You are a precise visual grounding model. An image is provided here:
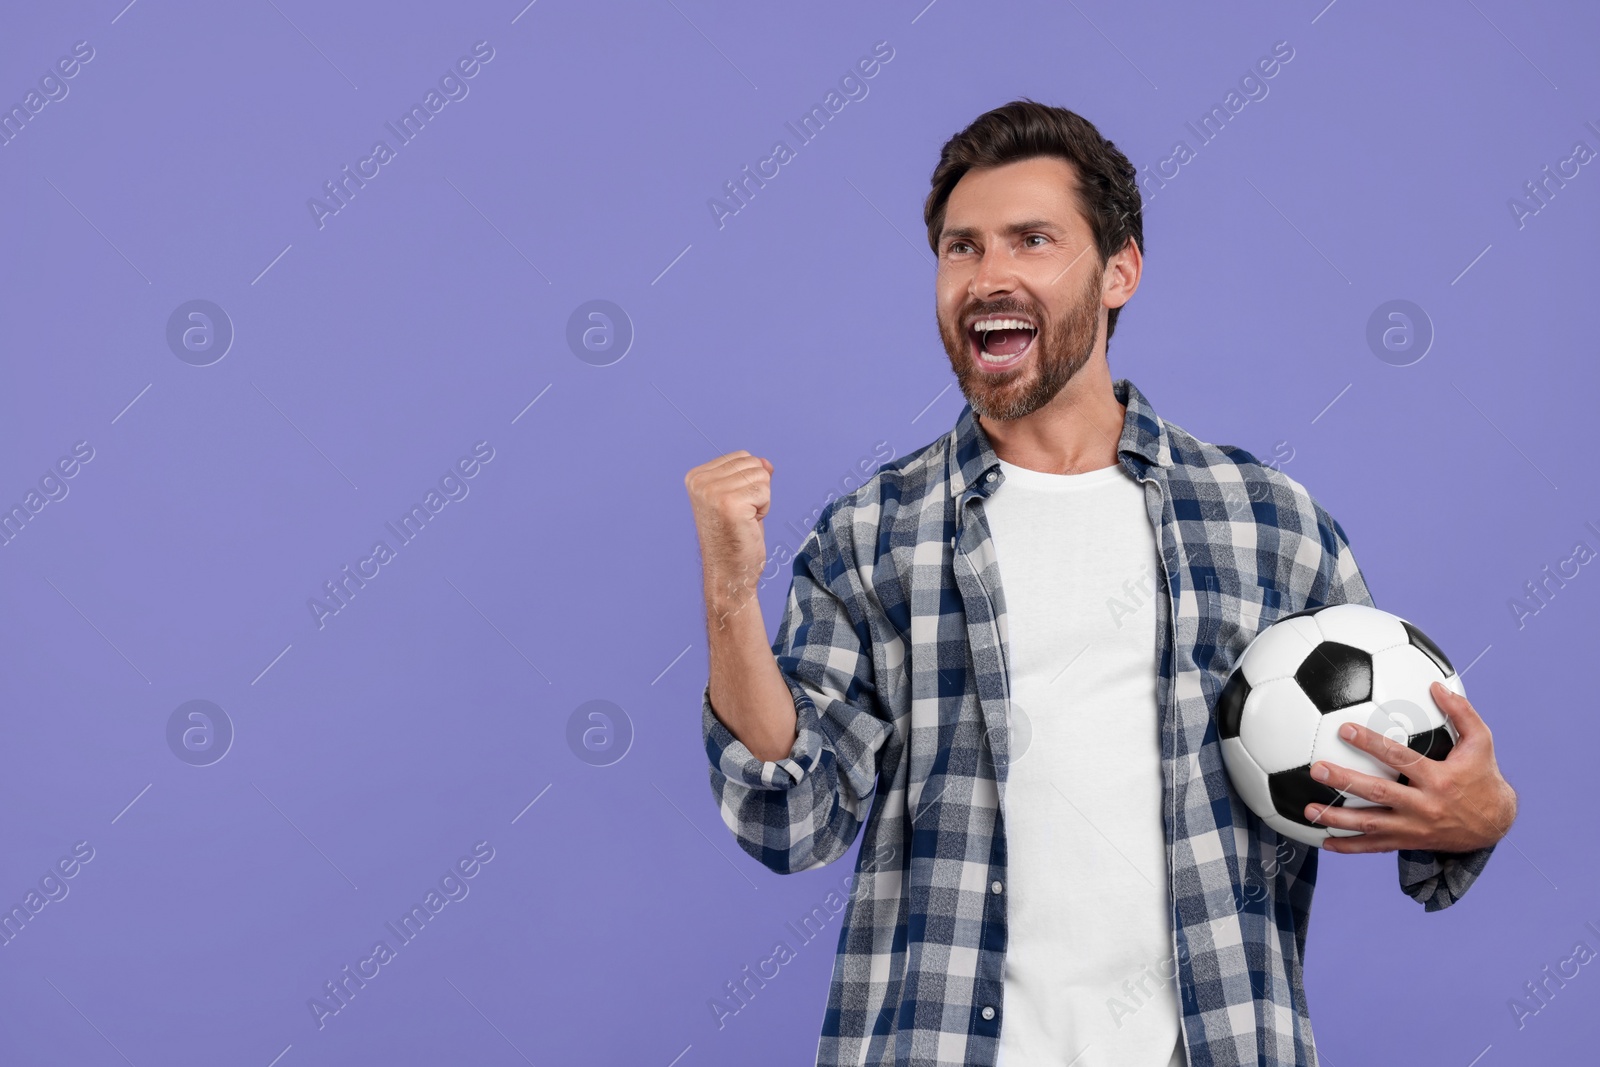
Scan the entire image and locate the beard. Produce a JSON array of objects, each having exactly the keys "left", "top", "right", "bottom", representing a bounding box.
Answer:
[{"left": 939, "top": 260, "right": 1104, "bottom": 423}]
